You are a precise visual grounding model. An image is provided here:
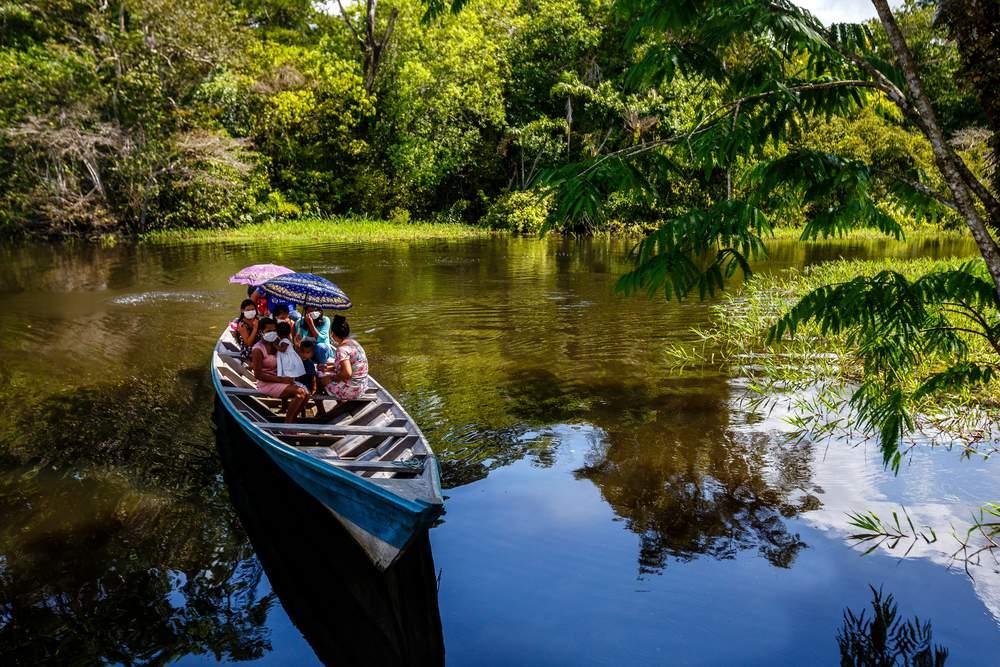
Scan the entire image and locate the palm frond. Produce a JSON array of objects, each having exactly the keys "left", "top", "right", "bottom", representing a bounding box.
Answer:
[{"left": 615, "top": 200, "right": 770, "bottom": 300}]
